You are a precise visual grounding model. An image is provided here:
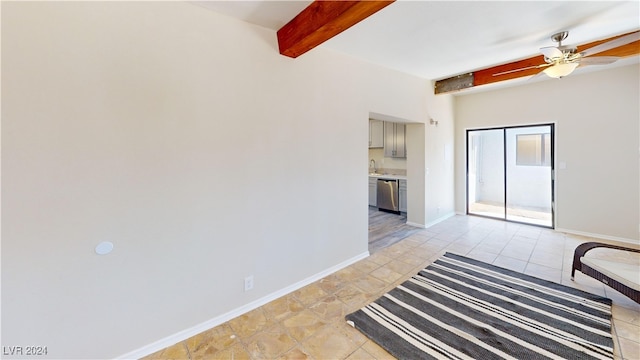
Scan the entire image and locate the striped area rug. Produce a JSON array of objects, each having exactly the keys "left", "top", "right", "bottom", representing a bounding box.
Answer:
[{"left": 346, "top": 252, "right": 613, "bottom": 360}]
